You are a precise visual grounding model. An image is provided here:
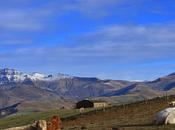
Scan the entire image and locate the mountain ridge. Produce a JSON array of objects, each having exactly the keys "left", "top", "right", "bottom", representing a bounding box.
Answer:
[
  {"left": 0, "top": 68, "right": 73, "bottom": 85},
  {"left": 1, "top": 68, "right": 175, "bottom": 111}
]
